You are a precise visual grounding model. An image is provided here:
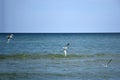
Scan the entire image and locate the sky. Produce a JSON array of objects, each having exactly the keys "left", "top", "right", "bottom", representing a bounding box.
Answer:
[{"left": 0, "top": 0, "right": 120, "bottom": 33}]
